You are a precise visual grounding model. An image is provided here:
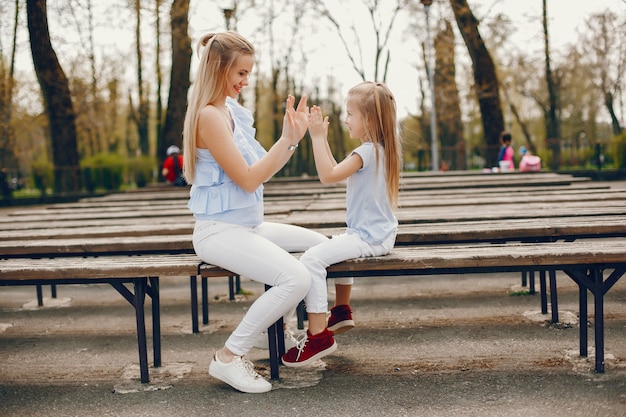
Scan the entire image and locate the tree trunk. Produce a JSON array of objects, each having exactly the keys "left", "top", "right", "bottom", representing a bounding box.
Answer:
[
  {"left": 155, "top": 0, "right": 163, "bottom": 163},
  {"left": 450, "top": 0, "right": 504, "bottom": 168},
  {"left": 160, "top": 0, "right": 191, "bottom": 175},
  {"left": 502, "top": 86, "right": 537, "bottom": 155},
  {"left": 604, "top": 91, "right": 623, "bottom": 135},
  {"left": 0, "top": 0, "right": 20, "bottom": 170},
  {"left": 134, "top": 0, "right": 150, "bottom": 156},
  {"left": 27, "top": 0, "right": 81, "bottom": 193},
  {"left": 434, "top": 20, "right": 465, "bottom": 170},
  {"left": 543, "top": 0, "right": 561, "bottom": 170}
]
